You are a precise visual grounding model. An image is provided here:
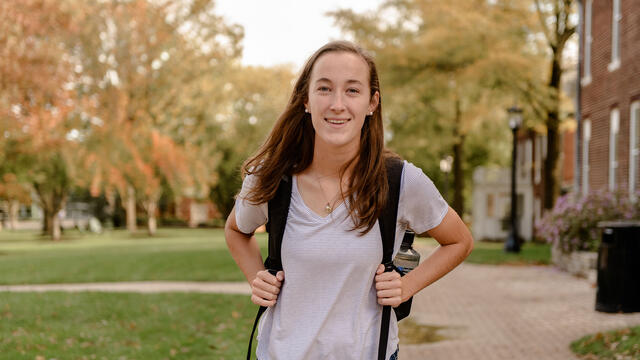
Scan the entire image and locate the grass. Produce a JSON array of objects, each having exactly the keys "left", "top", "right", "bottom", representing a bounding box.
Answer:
[
  {"left": 0, "top": 228, "right": 267, "bottom": 285},
  {"left": 571, "top": 325, "right": 640, "bottom": 359},
  {"left": 463, "top": 241, "right": 551, "bottom": 265},
  {"left": 416, "top": 237, "right": 551, "bottom": 265},
  {"left": 0, "top": 228, "right": 553, "bottom": 285},
  {"left": 0, "top": 291, "right": 256, "bottom": 359}
]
